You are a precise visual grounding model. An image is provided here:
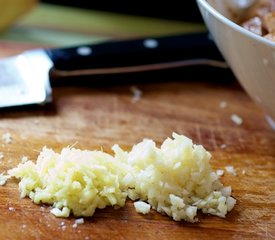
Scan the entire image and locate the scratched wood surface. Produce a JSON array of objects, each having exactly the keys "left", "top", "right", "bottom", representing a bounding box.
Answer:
[{"left": 0, "top": 4, "right": 275, "bottom": 240}]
